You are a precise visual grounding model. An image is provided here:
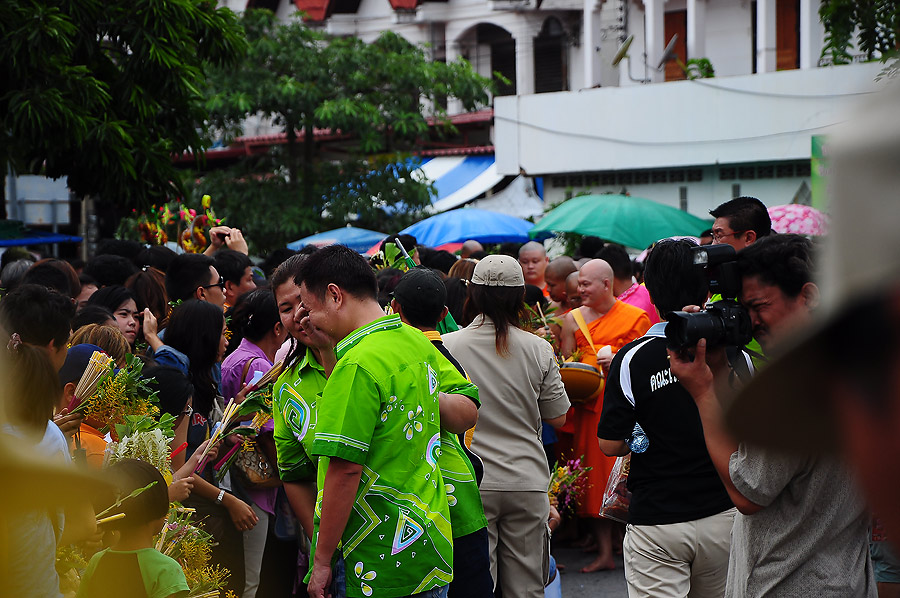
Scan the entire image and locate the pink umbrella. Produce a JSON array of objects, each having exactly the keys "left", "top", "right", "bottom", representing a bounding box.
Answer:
[{"left": 768, "top": 204, "right": 828, "bottom": 236}]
